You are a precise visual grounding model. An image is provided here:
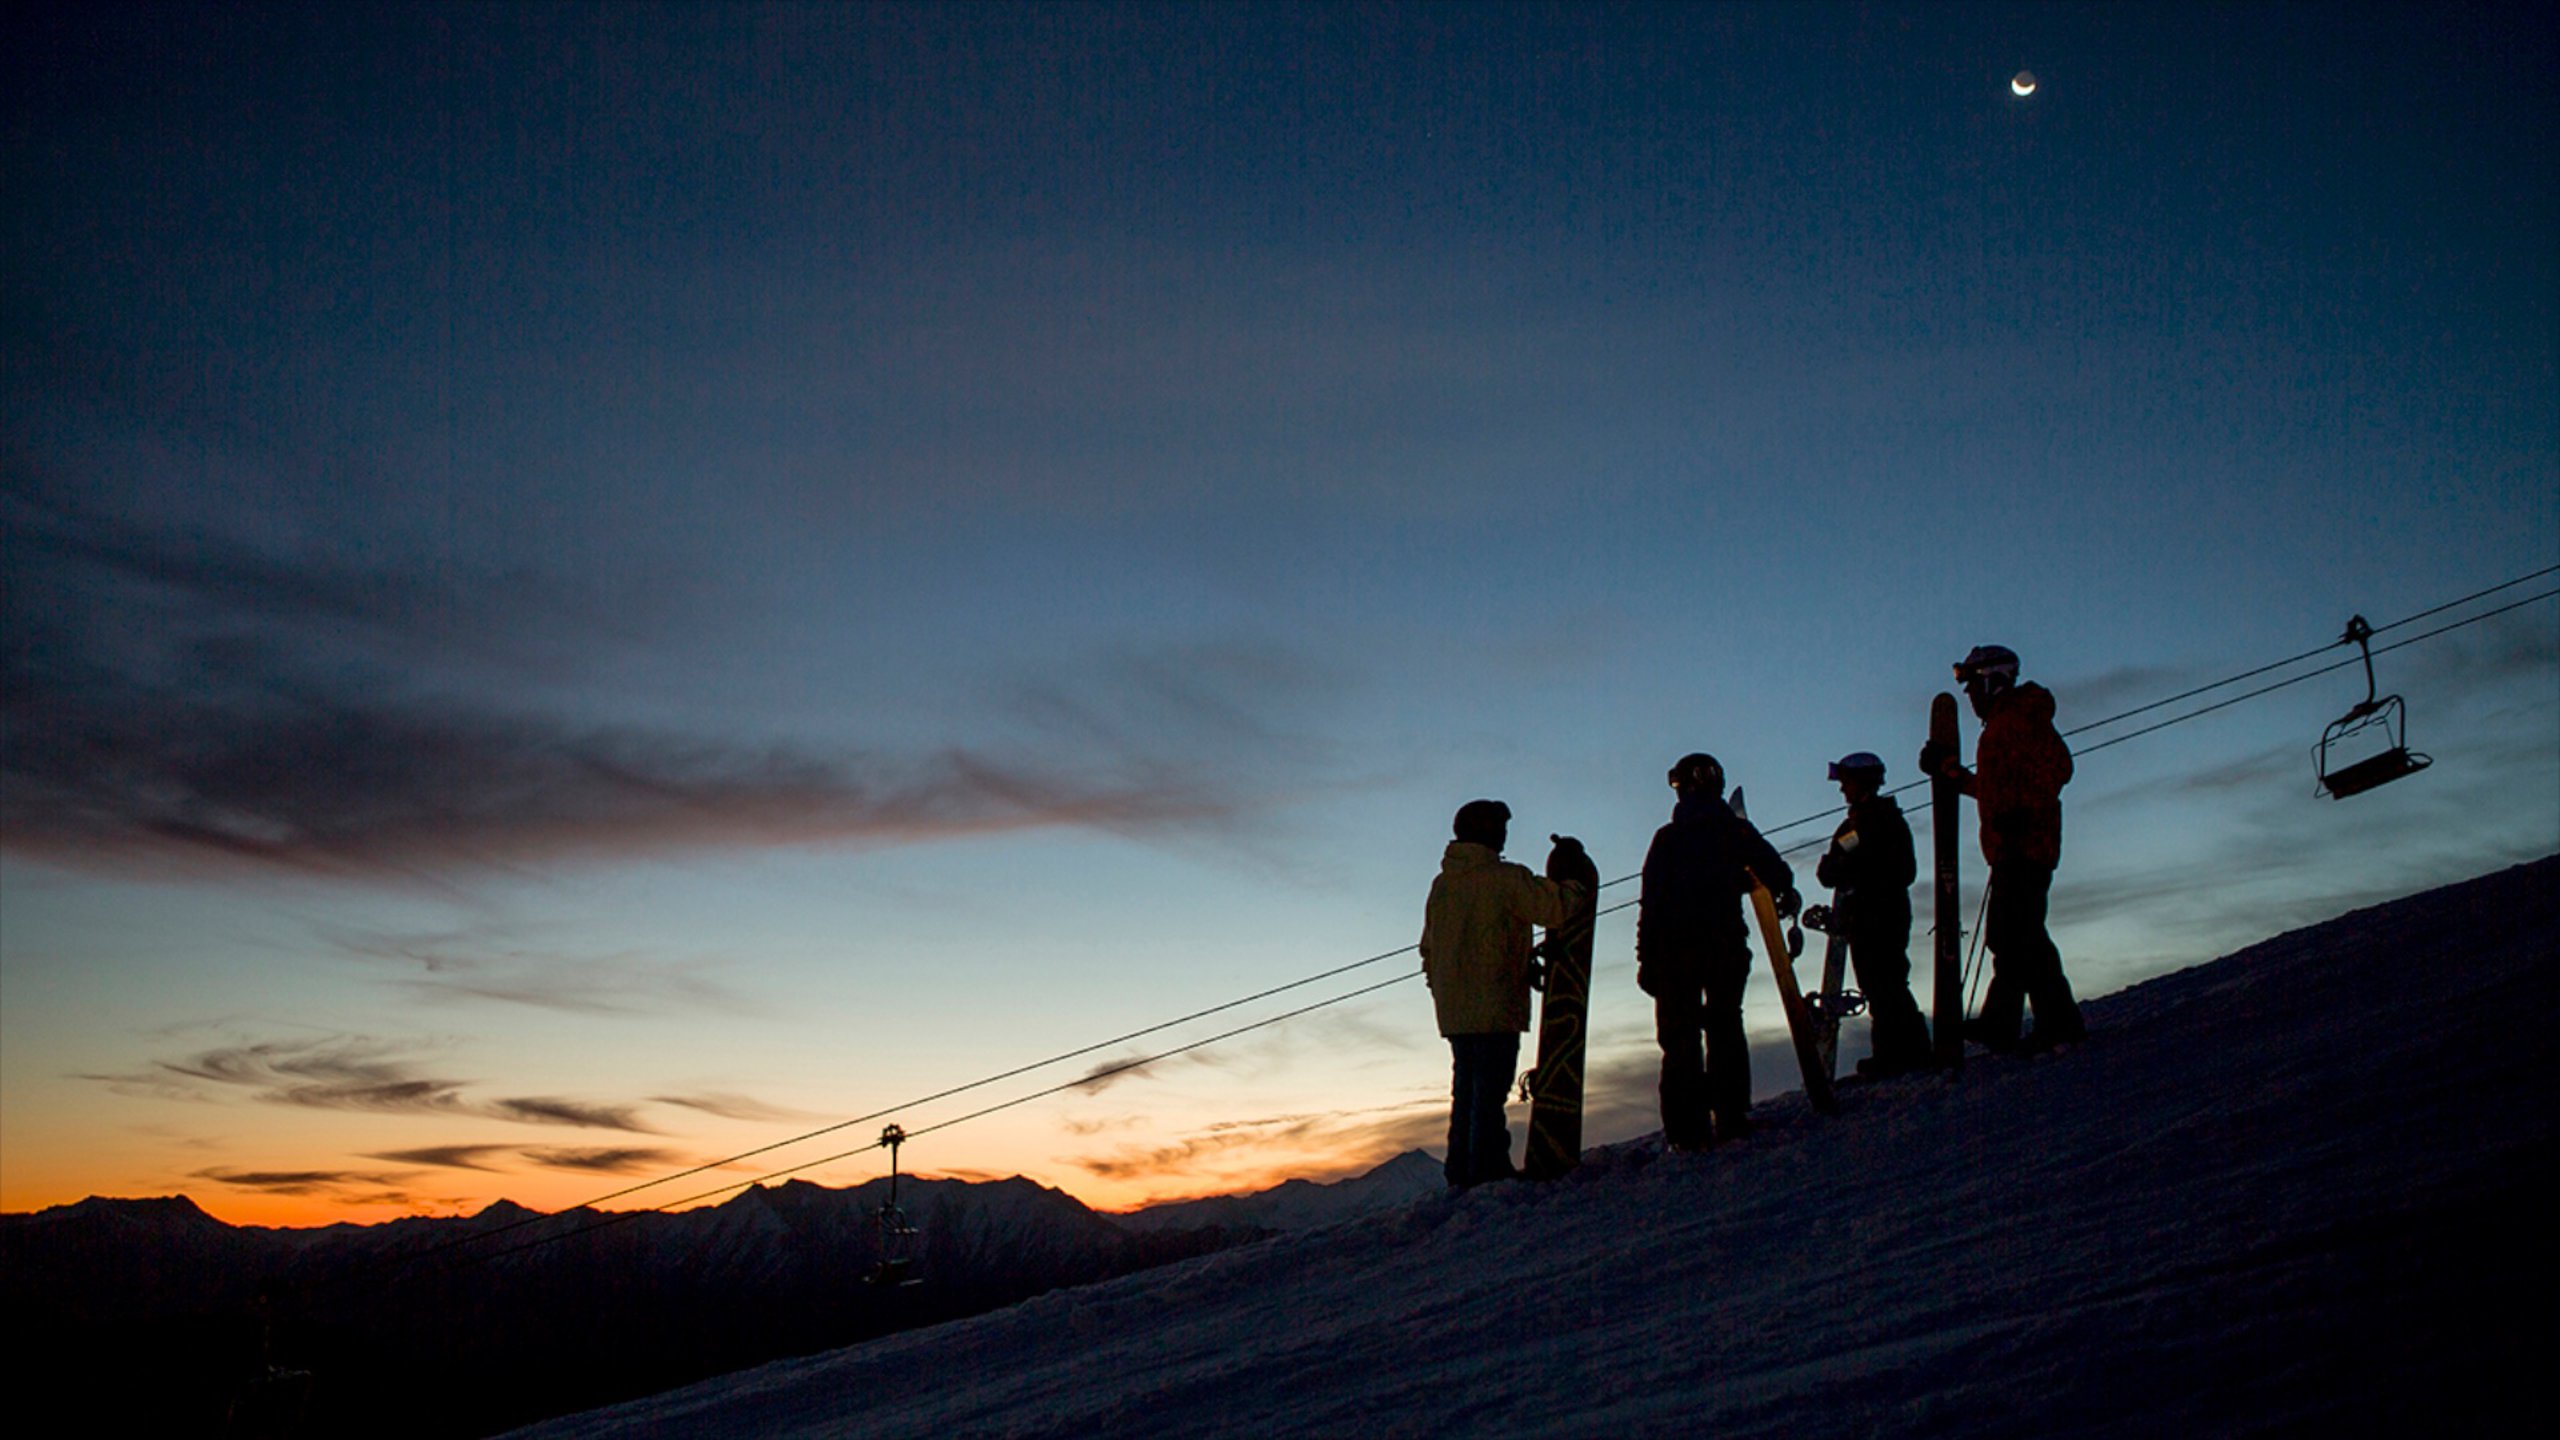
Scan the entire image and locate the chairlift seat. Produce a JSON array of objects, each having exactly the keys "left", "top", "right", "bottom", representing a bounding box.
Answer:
[
  {"left": 2320, "top": 745, "right": 2431, "bottom": 799},
  {"left": 2315, "top": 692, "right": 2430, "bottom": 798}
]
